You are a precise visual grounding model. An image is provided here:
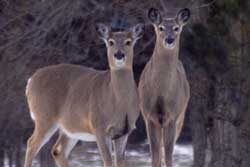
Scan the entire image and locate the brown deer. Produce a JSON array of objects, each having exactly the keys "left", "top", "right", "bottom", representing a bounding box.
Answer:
[
  {"left": 138, "top": 8, "right": 191, "bottom": 167},
  {"left": 24, "top": 23, "right": 144, "bottom": 167}
]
